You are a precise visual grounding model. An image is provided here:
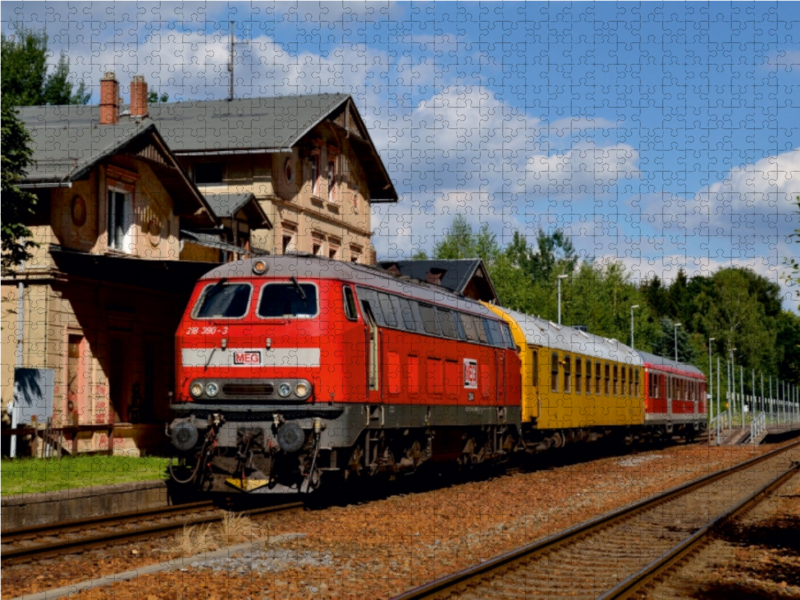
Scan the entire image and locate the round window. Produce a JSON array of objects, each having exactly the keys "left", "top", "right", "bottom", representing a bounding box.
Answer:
[
  {"left": 71, "top": 195, "right": 87, "bottom": 227},
  {"left": 284, "top": 158, "right": 293, "bottom": 183}
]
